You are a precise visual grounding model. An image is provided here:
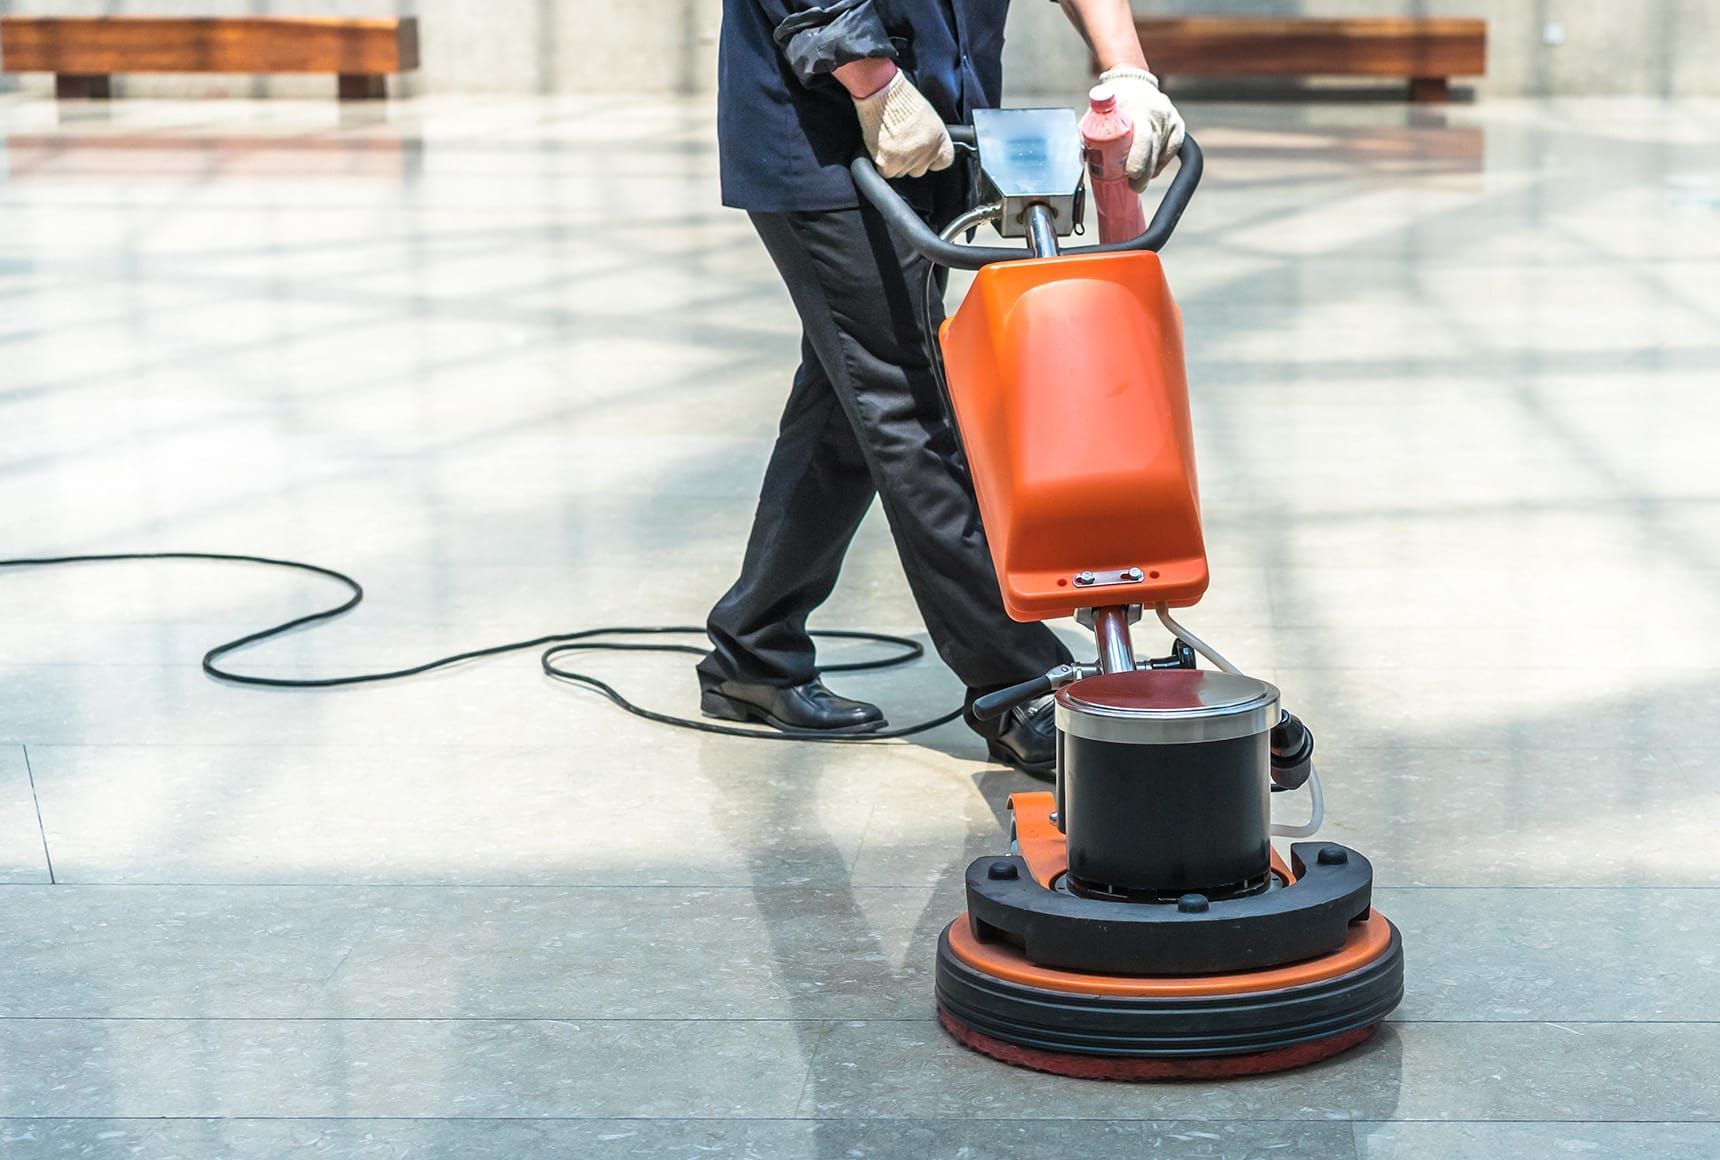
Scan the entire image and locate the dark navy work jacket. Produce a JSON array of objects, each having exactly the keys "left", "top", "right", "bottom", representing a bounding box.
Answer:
[{"left": 718, "top": 0, "right": 1018, "bottom": 213}]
